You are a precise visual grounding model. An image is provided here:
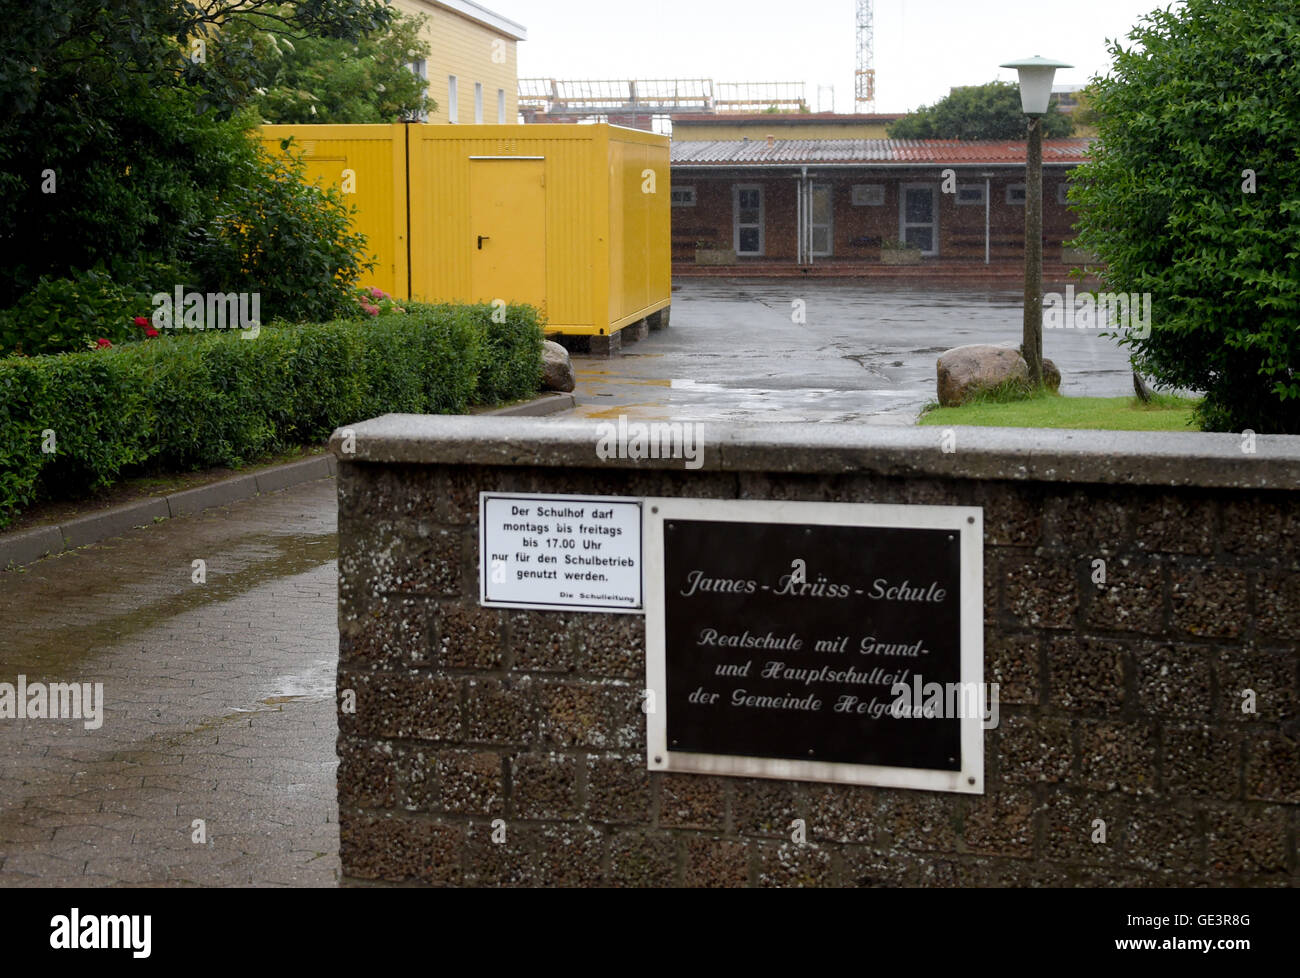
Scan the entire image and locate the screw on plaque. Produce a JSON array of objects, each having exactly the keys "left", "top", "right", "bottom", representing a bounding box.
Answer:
[
  {"left": 967, "top": 516, "right": 975, "bottom": 524},
  {"left": 654, "top": 756, "right": 662, "bottom": 764},
  {"left": 808, "top": 749, "right": 815, "bottom": 756},
  {"left": 652, "top": 507, "right": 659, "bottom": 514},
  {"left": 968, "top": 777, "right": 976, "bottom": 785}
]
